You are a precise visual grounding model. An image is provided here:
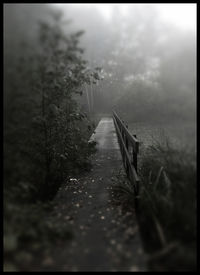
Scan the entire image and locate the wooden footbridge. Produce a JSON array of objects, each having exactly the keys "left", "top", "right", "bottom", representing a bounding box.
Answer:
[
  {"left": 90, "top": 111, "right": 140, "bottom": 195},
  {"left": 44, "top": 111, "right": 146, "bottom": 271}
]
